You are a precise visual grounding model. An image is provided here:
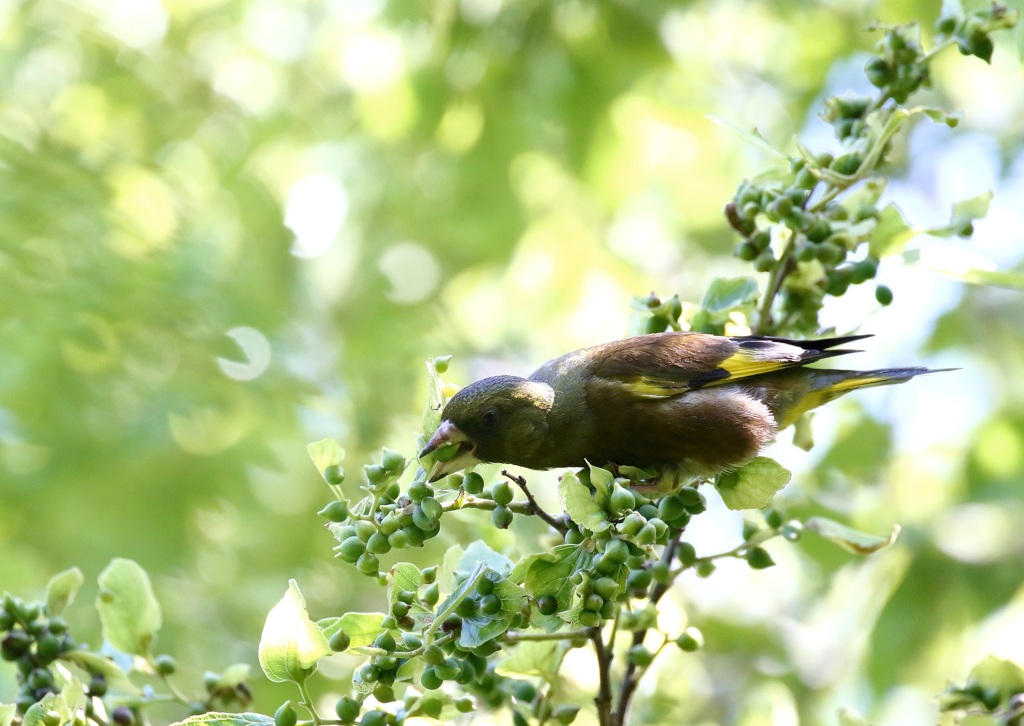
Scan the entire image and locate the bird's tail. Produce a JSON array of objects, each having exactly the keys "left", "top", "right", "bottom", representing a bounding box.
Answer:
[{"left": 775, "top": 367, "right": 953, "bottom": 428}]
